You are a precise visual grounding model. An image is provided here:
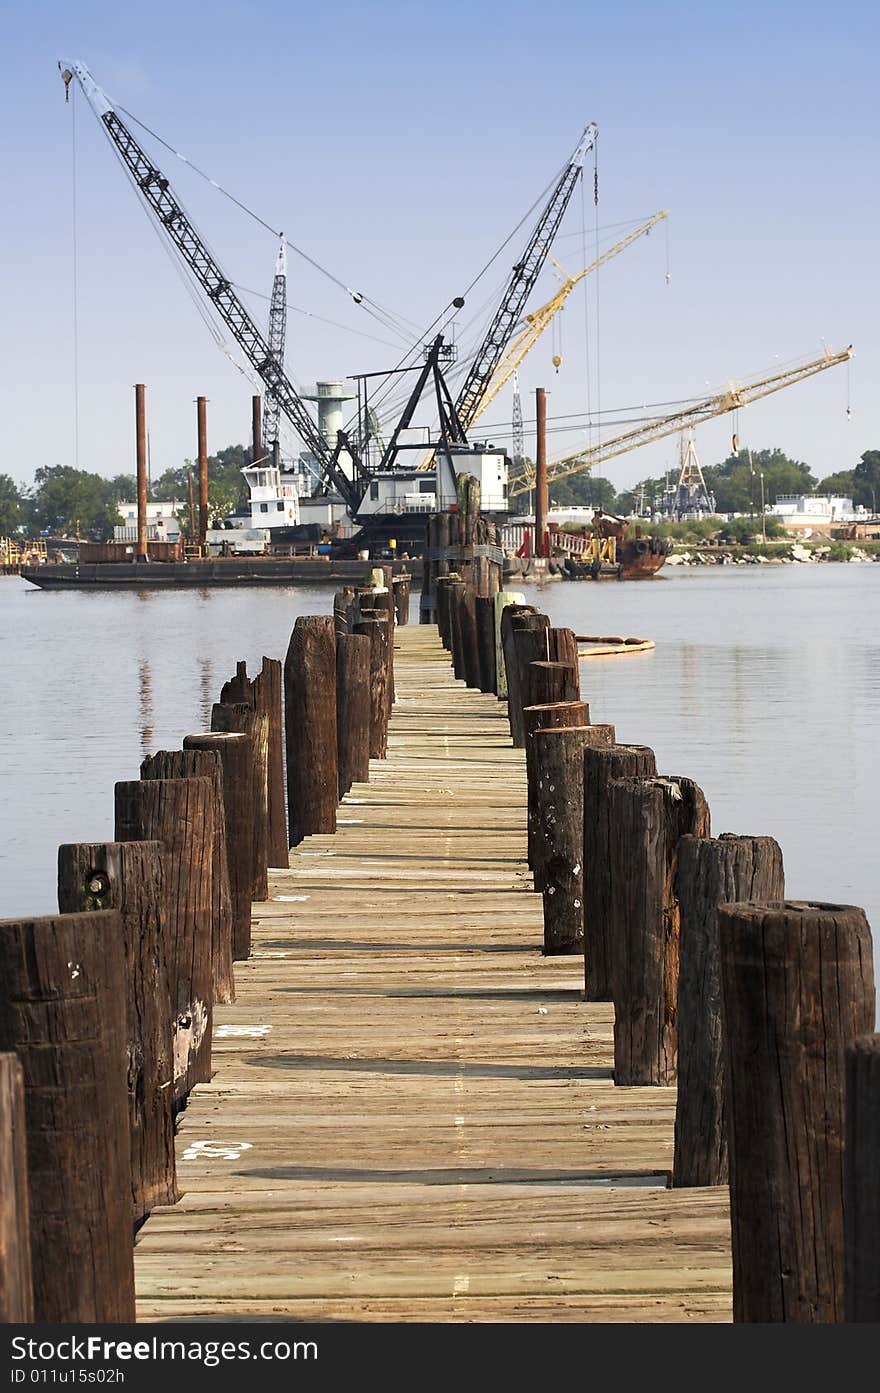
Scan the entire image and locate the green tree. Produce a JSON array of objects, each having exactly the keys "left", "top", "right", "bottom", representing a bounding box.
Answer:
[
  {"left": 151, "top": 466, "right": 190, "bottom": 502},
  {"left": 108, "top": 473, "right": 137, "bottom": 503},
  {"left": 547, "top": 473, "right": 617, "bottom": 511},
  {"left": 704, "top": 448, "right": 816, "bottom": 513},
  {"left": 853, "top": 450, "right": 880, "bottom": 512},
  {"left": 0, "top": 474, "right": 24, "bottom": 534},
  {"left": 29, "top": 466, "right": 123, "bottom": 540},
  {"left": 817, "top": 469, "right": 855, "bottom": 496}
]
